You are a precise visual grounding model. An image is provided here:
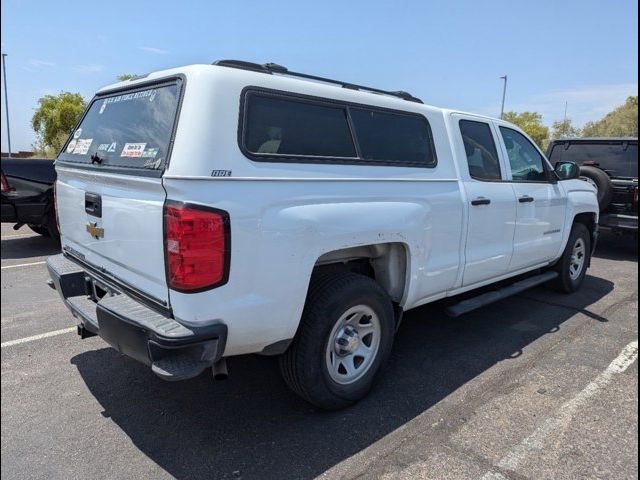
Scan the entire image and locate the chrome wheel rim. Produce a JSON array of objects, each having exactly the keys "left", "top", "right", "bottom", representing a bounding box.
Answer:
[
  {"left": 569, "top": 238, "right": 586, "bottom": 280},
  {"left": 325, "top": 305, "right": 381, "bottom": 385}
]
